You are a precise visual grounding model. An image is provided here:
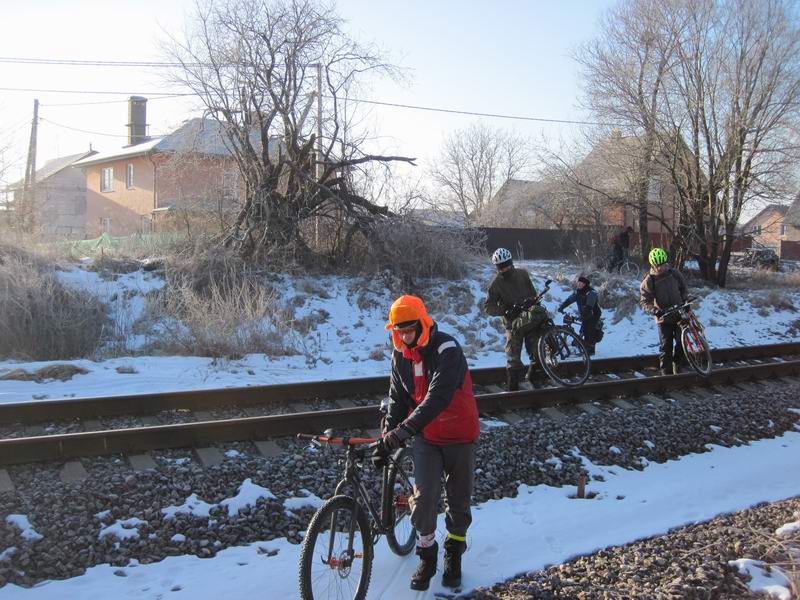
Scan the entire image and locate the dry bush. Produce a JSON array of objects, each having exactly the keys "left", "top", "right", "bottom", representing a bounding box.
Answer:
[
  {"left": 592, "top": 276, "right": 640, "bottom": 324},
  {"left": 363, "top": 219, "right": 486, "bottom": 282},
  {"left": 147, "top": 277, "right": 296, "bottom": 359},
  {"left": 0, "top": 253, "right": 108, "bottom": 360}
]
